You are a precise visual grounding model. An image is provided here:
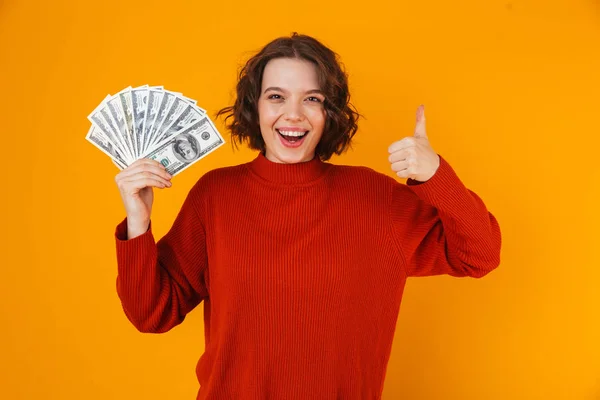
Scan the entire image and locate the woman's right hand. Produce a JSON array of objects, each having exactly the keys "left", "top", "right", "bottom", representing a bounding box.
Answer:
[{"left": 115, "top": 159, "right": 173, "bottom": 239}]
